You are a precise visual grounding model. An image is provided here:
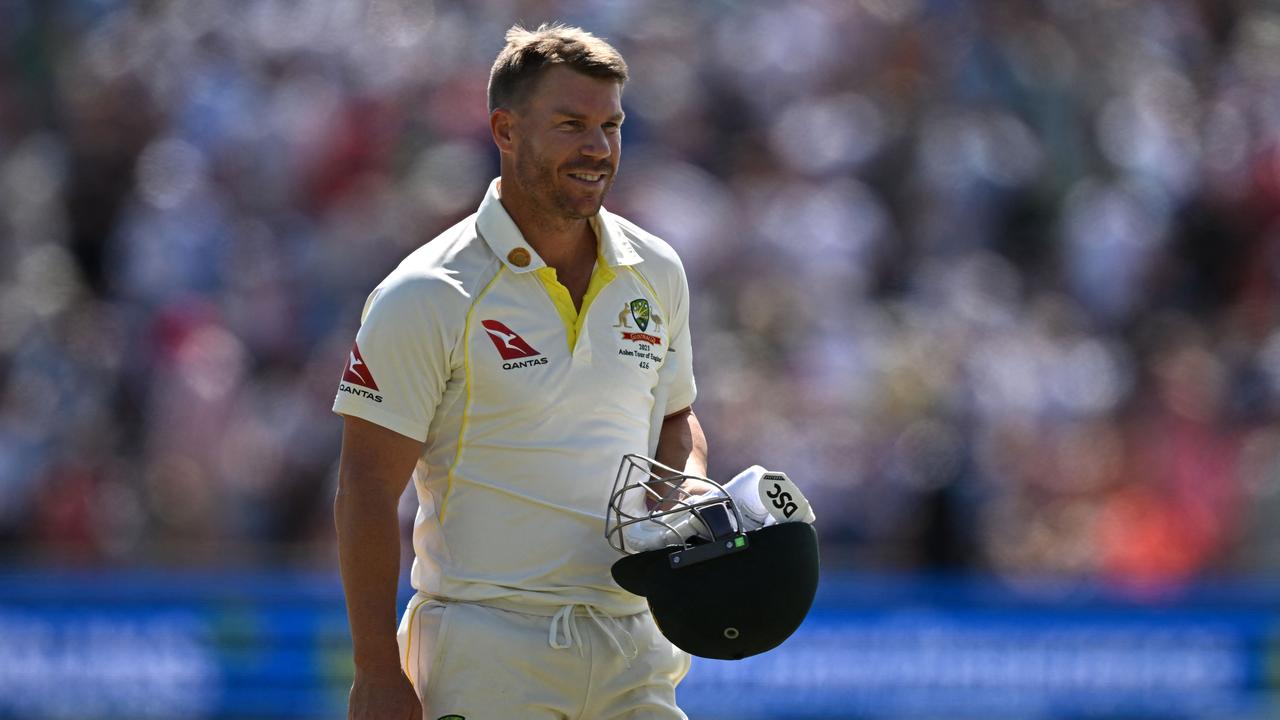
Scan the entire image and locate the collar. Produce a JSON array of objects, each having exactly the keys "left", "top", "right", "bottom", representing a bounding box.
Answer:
[{"left": 475, "top": 178, "right": 643, "bottom": 273}]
